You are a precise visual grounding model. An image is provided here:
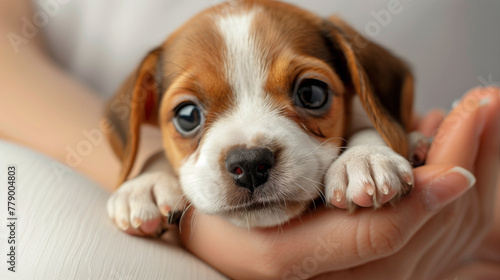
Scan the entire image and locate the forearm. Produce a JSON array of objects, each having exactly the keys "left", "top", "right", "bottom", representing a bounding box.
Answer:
[
  {"left": 0, "top": 2, "right": 161, "bottom": 190},
  {"left": 0, "top": 40, "right": 118, "bottom": 189}
]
